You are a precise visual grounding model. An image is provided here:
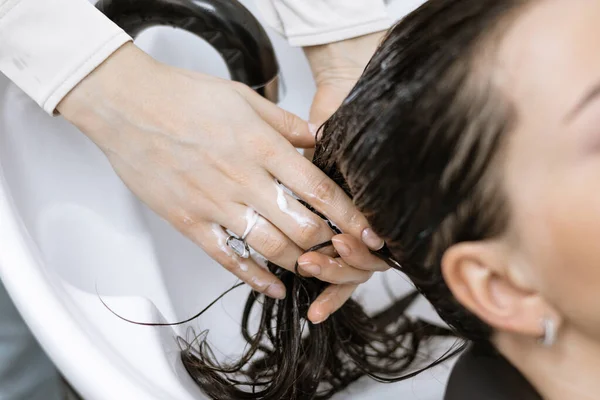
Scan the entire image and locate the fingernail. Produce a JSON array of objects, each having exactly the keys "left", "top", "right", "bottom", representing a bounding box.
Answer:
[
  {"left": 301, "top": 263, "right": 321, "bottom": 276},
  {"left": 311, "top": 310, "right": 329, "bottom": 324},
  {"left": 332, "top": 238, "right": 351, "bottom": 257},
  {"left": 298, "top": 259, "right": 313, "bottom": 267},
  {"left": 267, "top": 284, "right": 286, "bottom": 299},
  {"left": 362, "top": 228, "right": 384, "bottom": 250}
]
